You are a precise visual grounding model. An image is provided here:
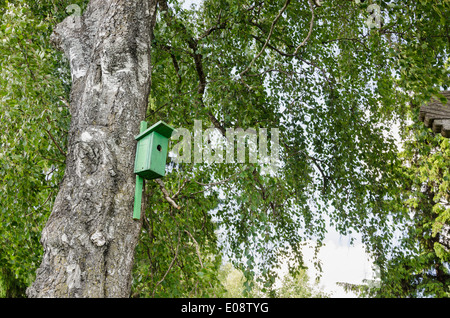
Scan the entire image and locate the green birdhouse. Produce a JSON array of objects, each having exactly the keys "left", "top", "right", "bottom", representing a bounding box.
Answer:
[
  {"left": 133, "top": 121, "right": 174, "bottom": 220},
  {"left": 134, "top": 120, "right": 174, "bottom": 180}
]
